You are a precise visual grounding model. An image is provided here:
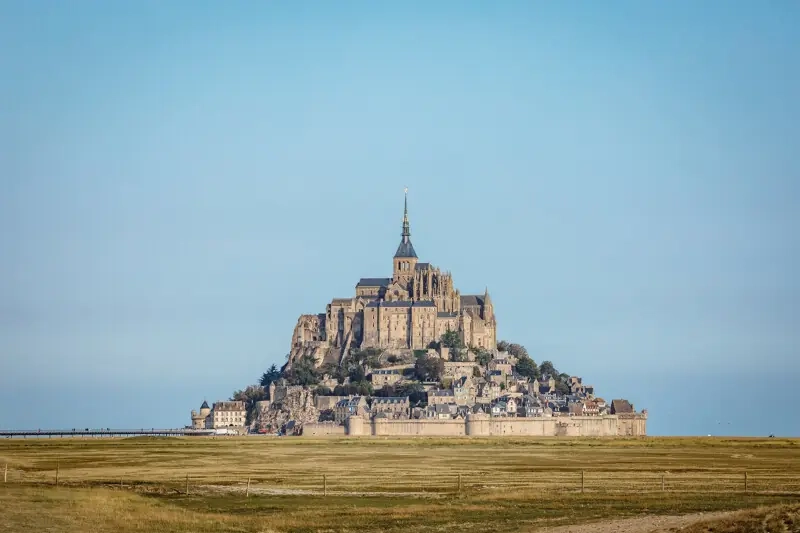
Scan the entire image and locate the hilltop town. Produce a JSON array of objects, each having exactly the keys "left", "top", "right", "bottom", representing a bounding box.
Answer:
[{"left": 190, "top": 191, "right": 646, "bottom": 437}]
